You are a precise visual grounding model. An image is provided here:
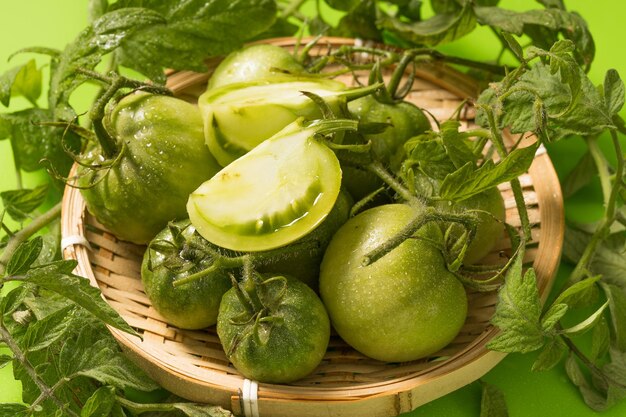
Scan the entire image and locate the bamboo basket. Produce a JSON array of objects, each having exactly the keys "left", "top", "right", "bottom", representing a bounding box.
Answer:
[{"left": 61, "top": 37, "right": 564, "bottom": 417}]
